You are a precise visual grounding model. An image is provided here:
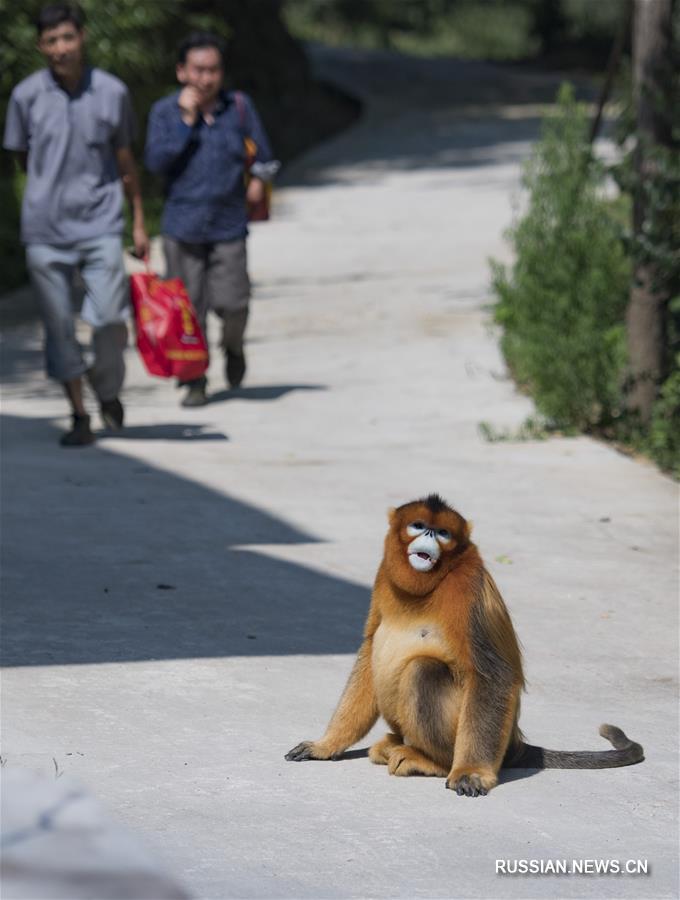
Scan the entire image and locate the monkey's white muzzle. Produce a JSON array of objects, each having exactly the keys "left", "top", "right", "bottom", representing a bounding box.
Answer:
[{"left": 407, "top": 533, "right": 441, "bottom": 572}]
